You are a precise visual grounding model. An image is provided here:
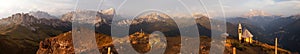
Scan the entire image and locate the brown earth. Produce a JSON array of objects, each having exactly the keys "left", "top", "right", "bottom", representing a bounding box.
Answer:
[{"left": 37, "top": 31, "right": 291, "bottom": 54}]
